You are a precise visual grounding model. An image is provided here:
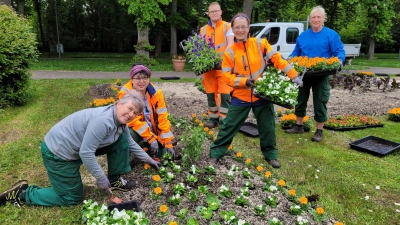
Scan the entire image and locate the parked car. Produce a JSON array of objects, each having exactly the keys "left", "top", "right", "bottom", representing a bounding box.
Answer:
[{"left": 249, "top": 22, "right": 361, "bottom": 65}]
